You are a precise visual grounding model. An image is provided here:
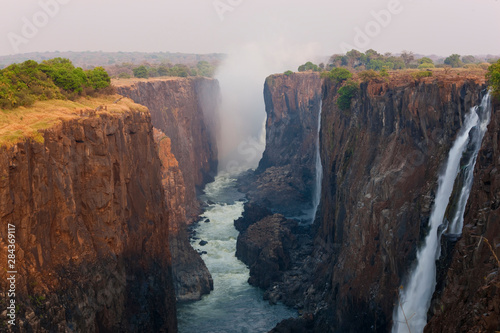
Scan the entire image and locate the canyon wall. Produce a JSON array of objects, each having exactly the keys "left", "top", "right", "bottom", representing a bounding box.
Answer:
[
  {"left": 425, "top": 98, "right": 500, "bottom": 332},
  {"left": 309, "top": 76, "right": 486, "bottom": 331},
  {"left": 241, "top": 72, "right": 322, "bottom": 217},
  {"left": 116, "top": 78, "right": 220, "bottom": 222},
  {"left": 245, "top": 73, "right": 492, "bottom": 332},
  {"left": 0, "top": 106, "right": 177, "bottom": 331},
  {"left": 154, "top": 129, "right": 213, "bottom": 302},
  {"left": 116, "top": 78, "right": 219, "bottom": 302}
]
